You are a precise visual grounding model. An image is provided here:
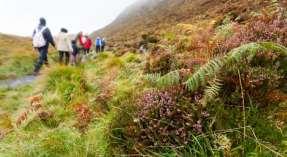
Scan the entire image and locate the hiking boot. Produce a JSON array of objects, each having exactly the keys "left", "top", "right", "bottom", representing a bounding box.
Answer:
[
  {"left": 32, "top": 71, "right": 39, "bottom": 76},
  {"left": 45, "top": 63, "right": 50, "bottom": 68}
]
